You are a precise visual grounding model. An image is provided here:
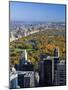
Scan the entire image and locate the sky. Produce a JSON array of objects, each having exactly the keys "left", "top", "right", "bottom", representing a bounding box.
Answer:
[{"left": 9, "top": 1, "right": 66, "bottom": 22}]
